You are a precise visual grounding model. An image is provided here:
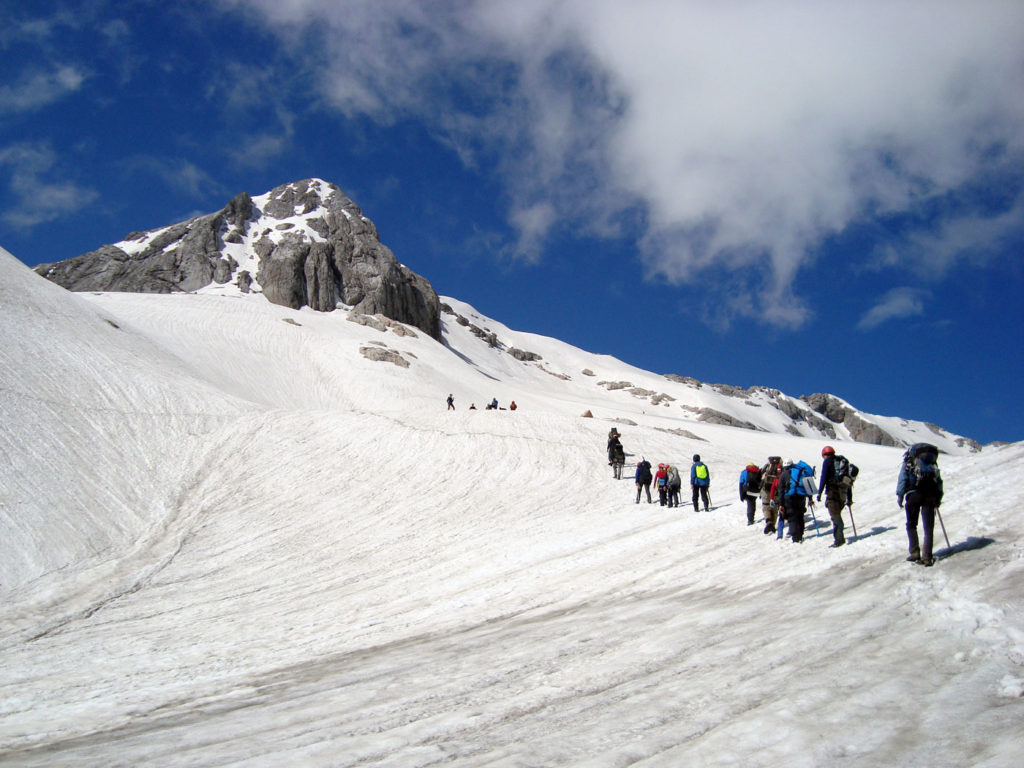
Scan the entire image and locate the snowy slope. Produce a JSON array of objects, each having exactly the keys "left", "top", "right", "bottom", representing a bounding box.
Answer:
[{"left": 1, "top": 246, "right": 1022, "bottom": 767}]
